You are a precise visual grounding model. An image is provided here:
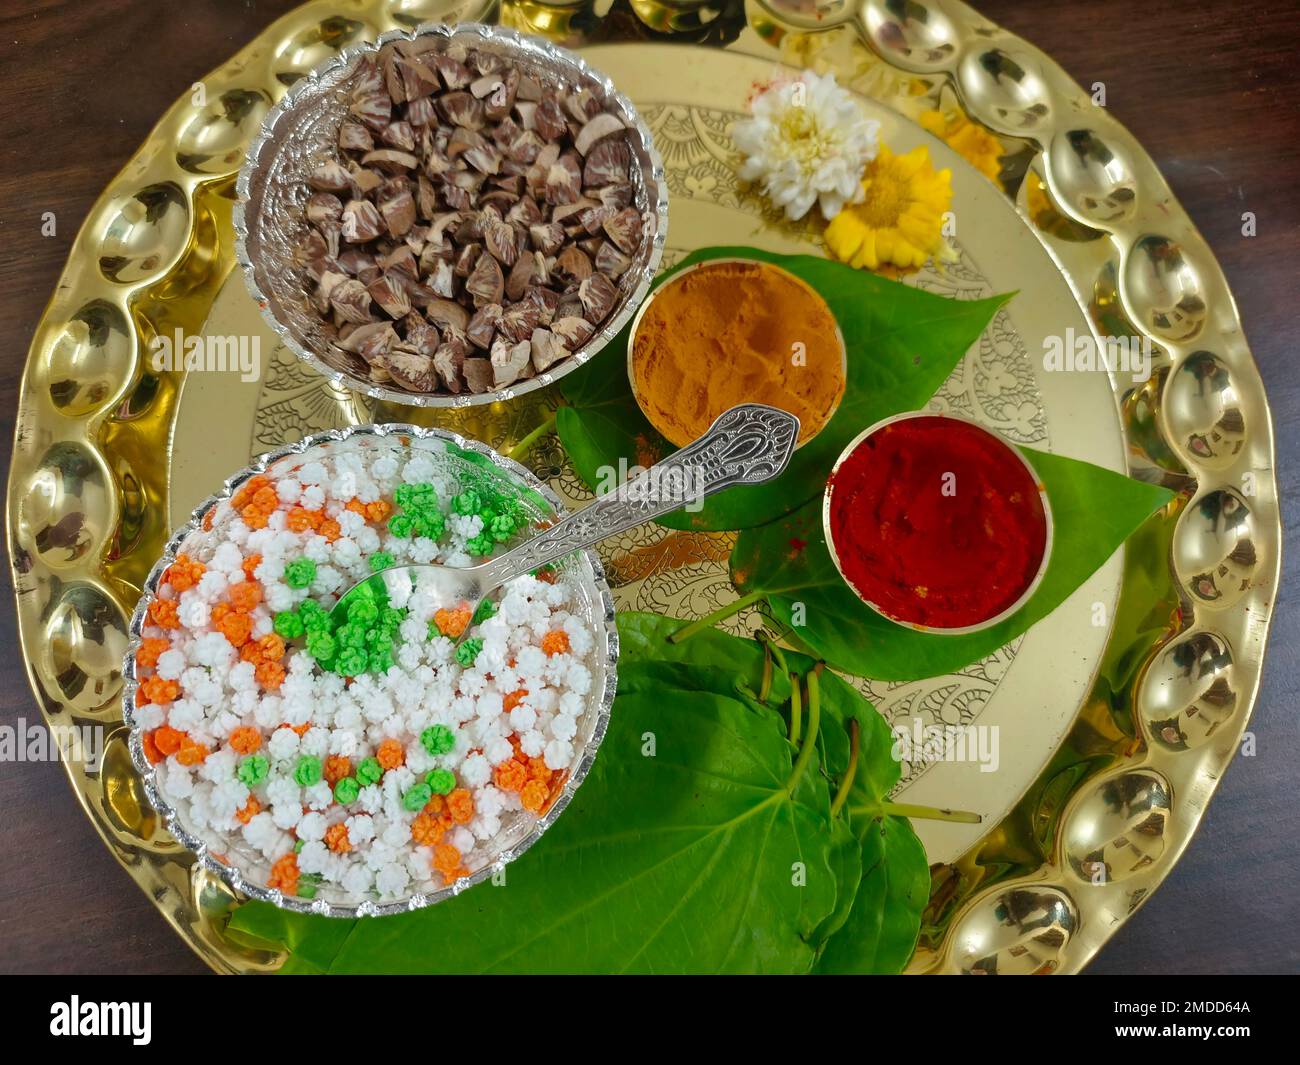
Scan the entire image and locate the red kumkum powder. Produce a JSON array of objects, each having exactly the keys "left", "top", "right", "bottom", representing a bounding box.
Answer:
[{"left": 827, "top": 416, "right": 1048, "bottom": 629}]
